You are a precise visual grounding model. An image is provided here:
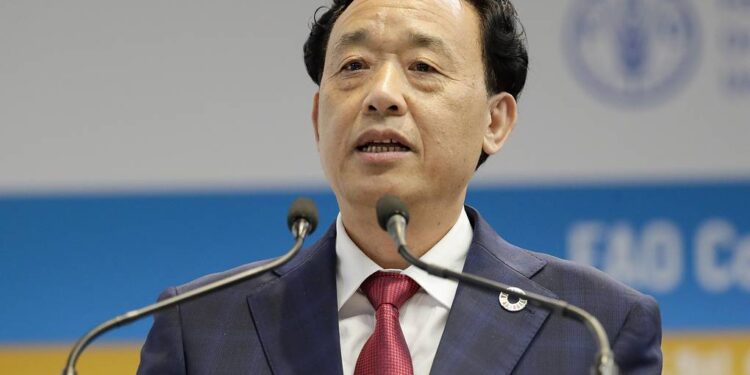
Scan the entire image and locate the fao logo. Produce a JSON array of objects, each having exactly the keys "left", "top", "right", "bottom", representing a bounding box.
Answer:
[{"left": 565, "top": 0, "right": 701, "bottom": 108}]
